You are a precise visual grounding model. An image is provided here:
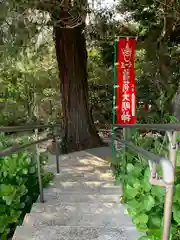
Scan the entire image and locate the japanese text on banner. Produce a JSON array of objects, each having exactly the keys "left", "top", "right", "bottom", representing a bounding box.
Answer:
[{"left": 116, "top": 38, "right": 136, "bottom": 124}]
